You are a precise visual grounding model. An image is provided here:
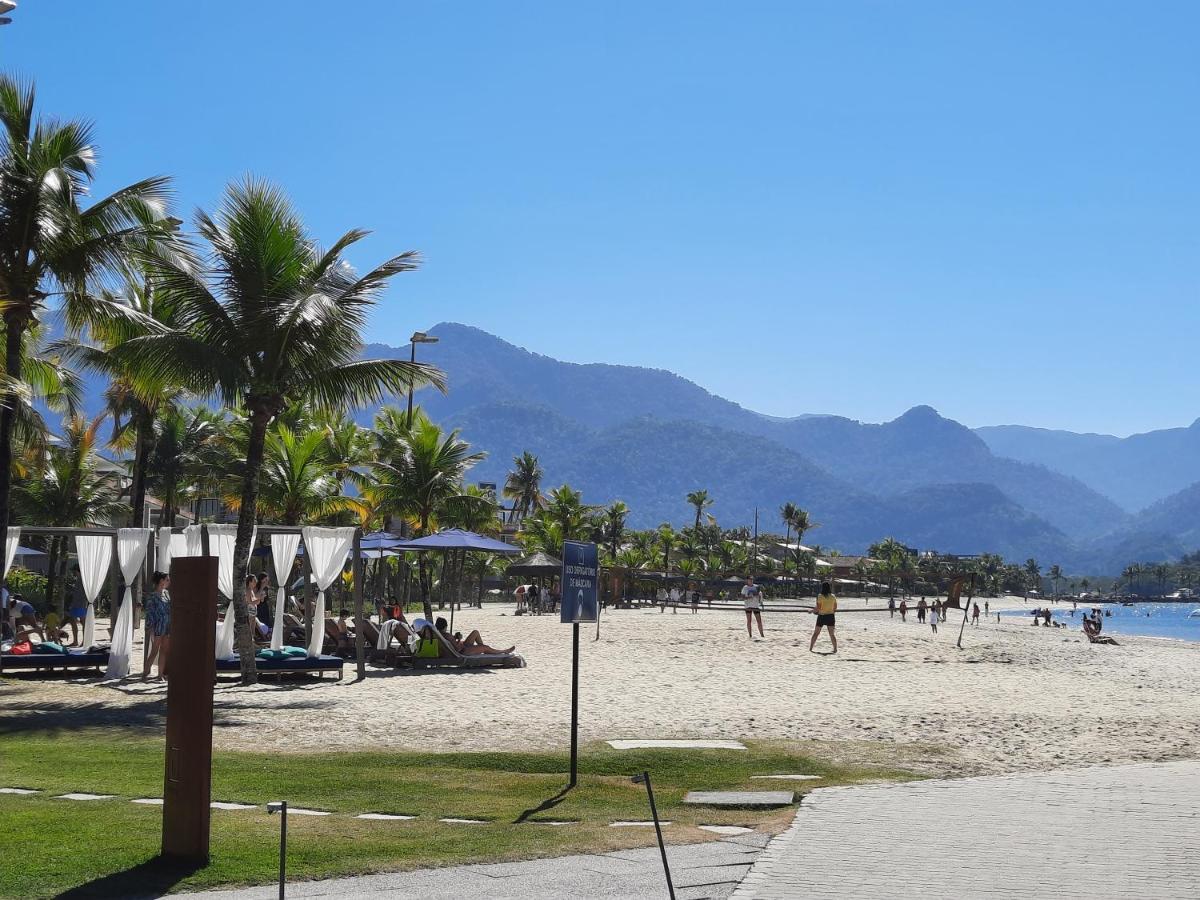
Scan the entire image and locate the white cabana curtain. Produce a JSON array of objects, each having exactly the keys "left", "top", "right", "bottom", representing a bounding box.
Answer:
[
  {"left": 207, "top": 524, "right": 250, "bottom": 600},
  {"left": 105, "top": 528, "right": 153, "bottom": 679},
  {"left": 3, "top": 526, "right": 20, "bottom": 580},
  {"left": 302, "top": 526, "right": 355, "bottom": 658},
  {"left": 269, "top": 533, "right": 301, "bottom": 650},
  {"left": 75, "top": 535, "right": 112, "bottom": 649}
]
